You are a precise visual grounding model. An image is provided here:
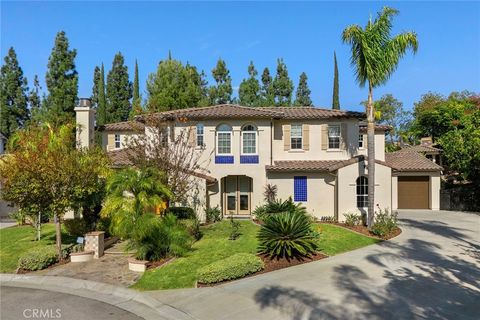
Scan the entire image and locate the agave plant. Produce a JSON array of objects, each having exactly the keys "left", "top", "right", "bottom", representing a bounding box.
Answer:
[
  {"left": 253, "top": 197, "right": 307, "bottom": 221},
  {"left": 257, "top": 211, "right": 318, "bottom": 259}
]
